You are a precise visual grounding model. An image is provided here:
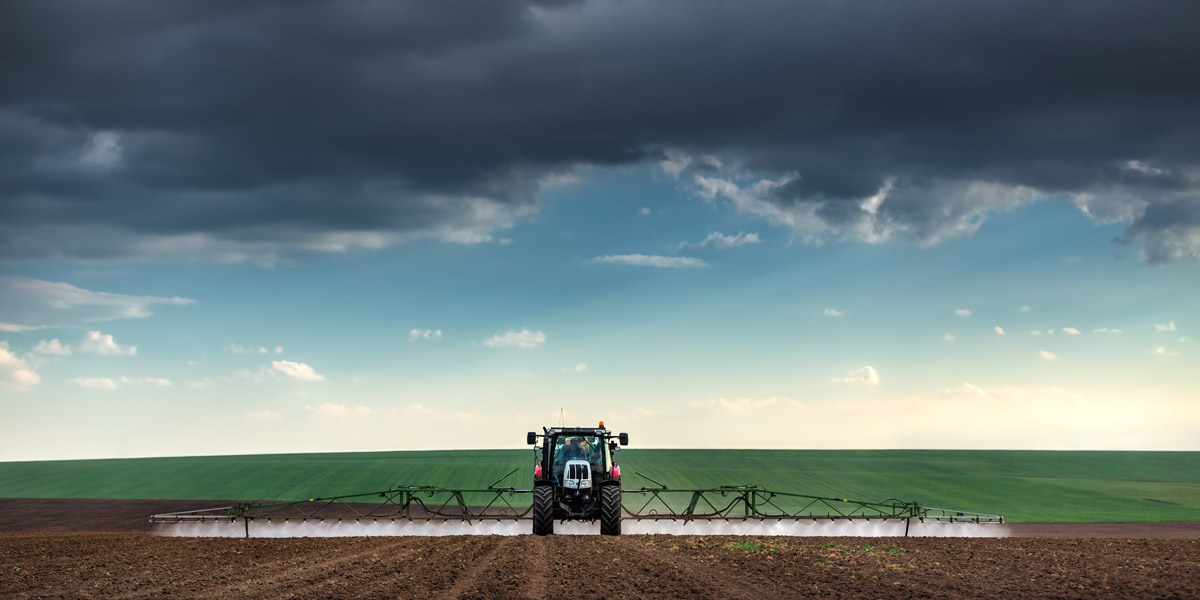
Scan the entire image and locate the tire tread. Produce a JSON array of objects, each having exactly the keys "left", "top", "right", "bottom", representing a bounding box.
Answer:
[
  {"left": 600, "top": 485, "right": 621, "bottom": 536},
  {"left": 533, "top": 486, "right": 554, "bottom": 536}
]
